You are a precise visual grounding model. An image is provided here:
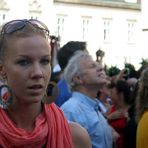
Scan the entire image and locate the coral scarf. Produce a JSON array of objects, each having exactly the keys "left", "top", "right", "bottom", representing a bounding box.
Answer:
[{"left": 0, "top": 103, "right": 73, "bottom": 148}]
